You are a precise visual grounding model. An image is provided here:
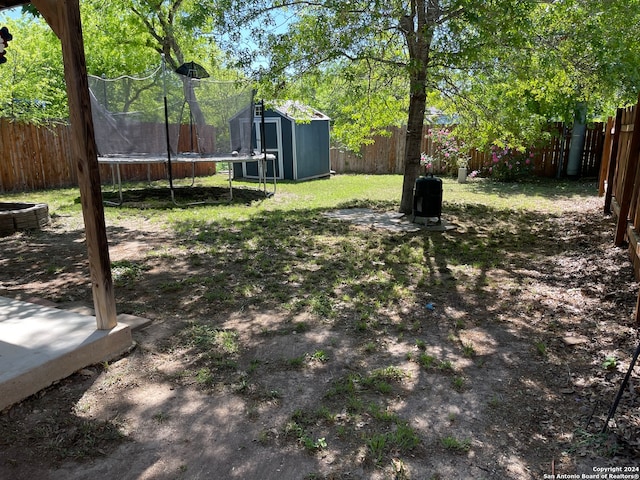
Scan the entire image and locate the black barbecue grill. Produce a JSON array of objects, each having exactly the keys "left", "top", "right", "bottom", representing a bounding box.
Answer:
[{"left": 412, "top": 173, "right": 442, "bottom": 224}]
